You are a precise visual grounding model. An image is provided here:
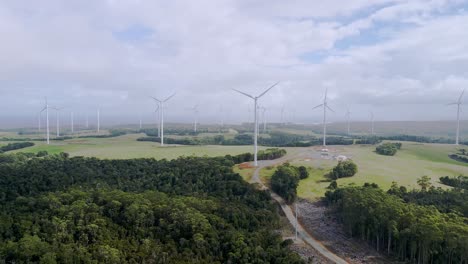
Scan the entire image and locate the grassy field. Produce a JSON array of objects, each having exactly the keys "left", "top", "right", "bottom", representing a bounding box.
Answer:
[
  {"left": 260, "top": 142, "right": 468, "bottom": 200},
  {"left": 3, "top": 129, "right": 468, "bottom": 202},
  {"left": 7, "top": 134, "right": 262, "bottom": 160}
]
